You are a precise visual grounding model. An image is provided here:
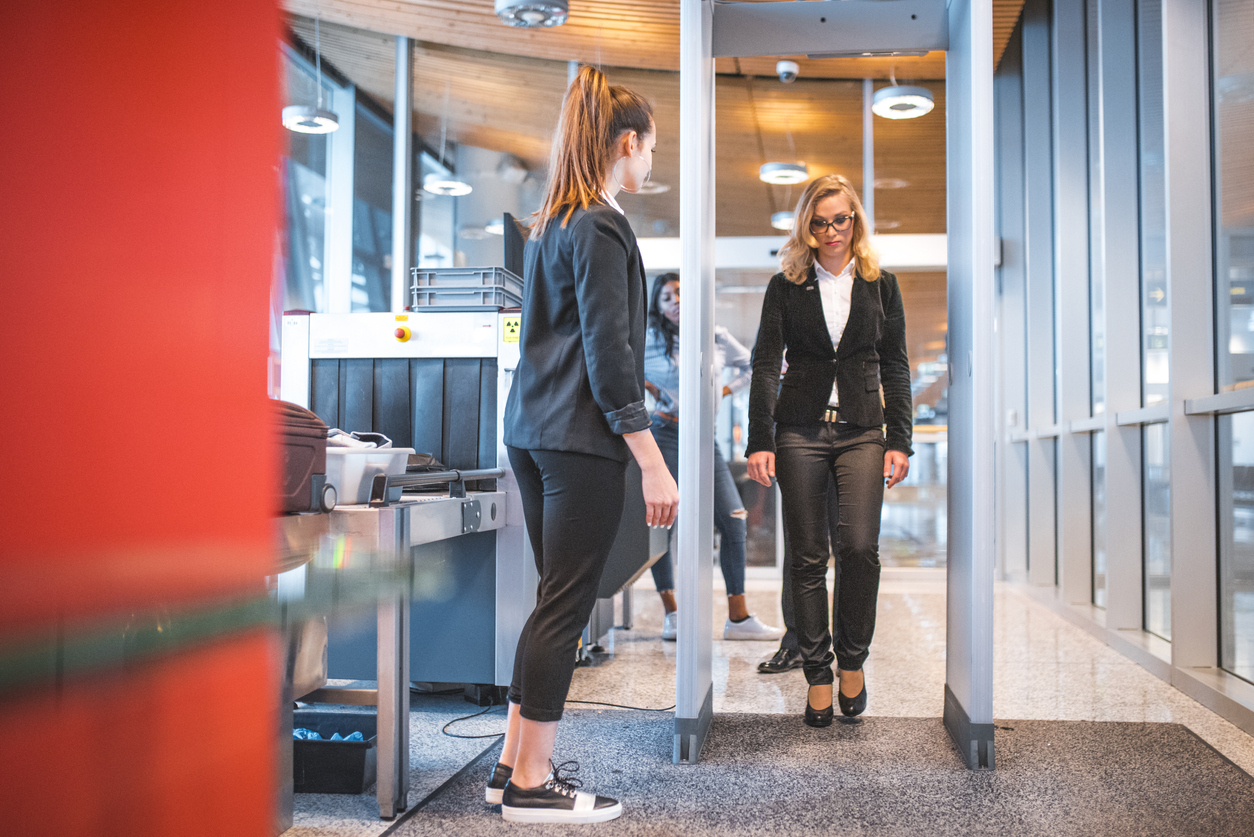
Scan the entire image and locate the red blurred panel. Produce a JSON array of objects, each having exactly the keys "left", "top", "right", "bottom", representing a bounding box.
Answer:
[
  {"left": 0, "top": 2, "right": 280, "bottom": 626},
  {"left": 0, "top": 631, "right": 279, "bottom": 836}
]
